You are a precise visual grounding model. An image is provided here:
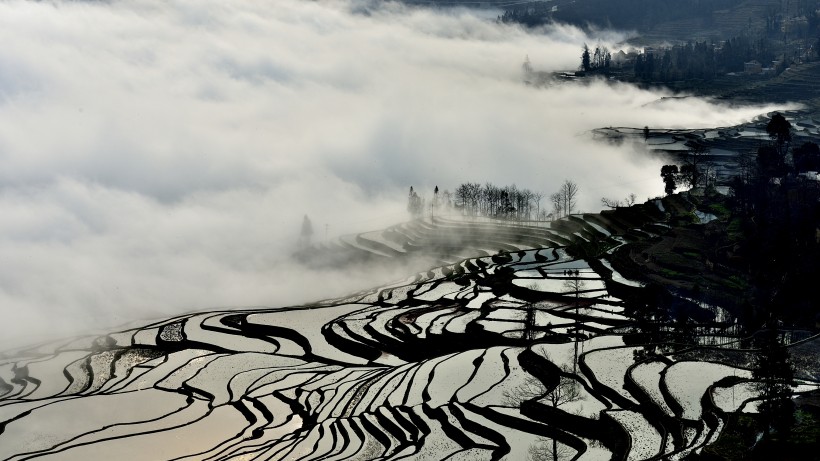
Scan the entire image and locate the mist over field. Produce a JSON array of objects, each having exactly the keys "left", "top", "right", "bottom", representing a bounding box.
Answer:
[{"left": 0, "top": 0, "right": 788, "bottom": 349}]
